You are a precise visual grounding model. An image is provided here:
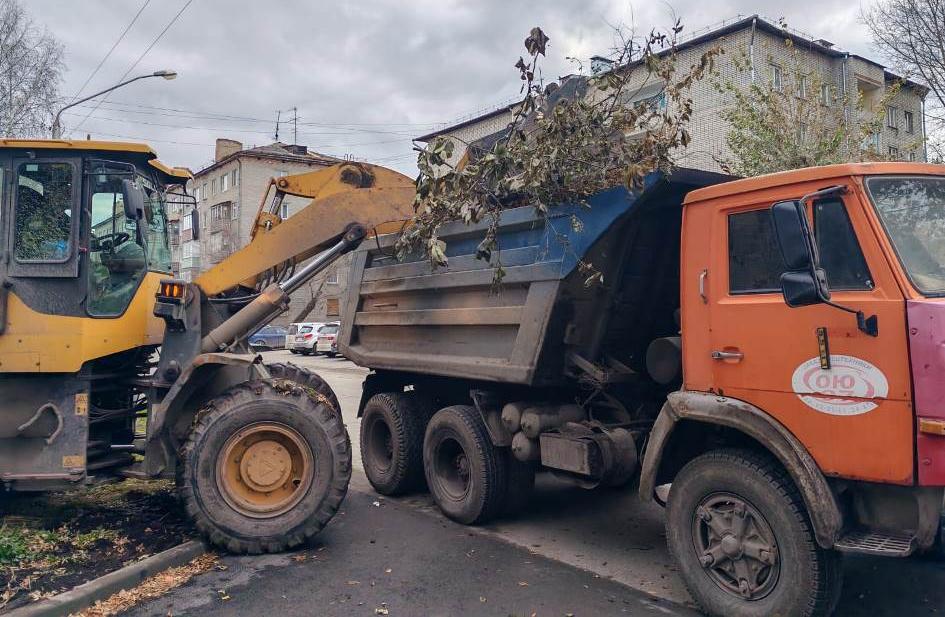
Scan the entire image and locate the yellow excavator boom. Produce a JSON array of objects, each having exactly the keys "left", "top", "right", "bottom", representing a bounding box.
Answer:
[{"left": 195, "top": 162, "right": 415, "bottom": 297}]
